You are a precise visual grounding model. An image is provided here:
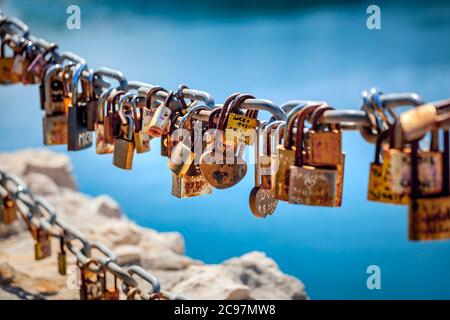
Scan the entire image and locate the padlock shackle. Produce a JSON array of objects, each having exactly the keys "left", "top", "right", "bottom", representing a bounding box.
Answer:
[{"left": 70, "top": 63, "right": 88, "bottom": 106}]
